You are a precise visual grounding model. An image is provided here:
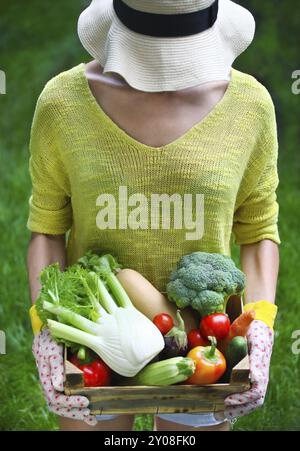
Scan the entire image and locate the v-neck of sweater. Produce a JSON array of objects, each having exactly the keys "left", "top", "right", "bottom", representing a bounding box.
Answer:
[{"left": 78, "top": 62, "right": 238, "bottom": 153}]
